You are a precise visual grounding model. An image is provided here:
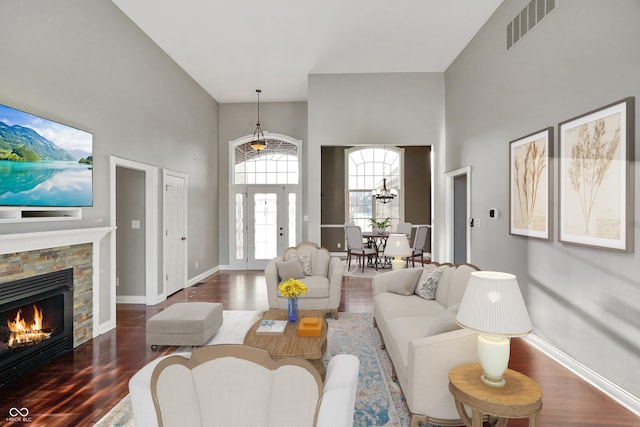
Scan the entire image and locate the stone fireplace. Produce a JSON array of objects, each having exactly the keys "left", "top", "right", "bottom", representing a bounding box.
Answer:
[
  {"left": 0, "top": 269, "right": 74, "bottom": 386},
  {"left": 0, "top": 227, "right": 112, "bottom": 385}
]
